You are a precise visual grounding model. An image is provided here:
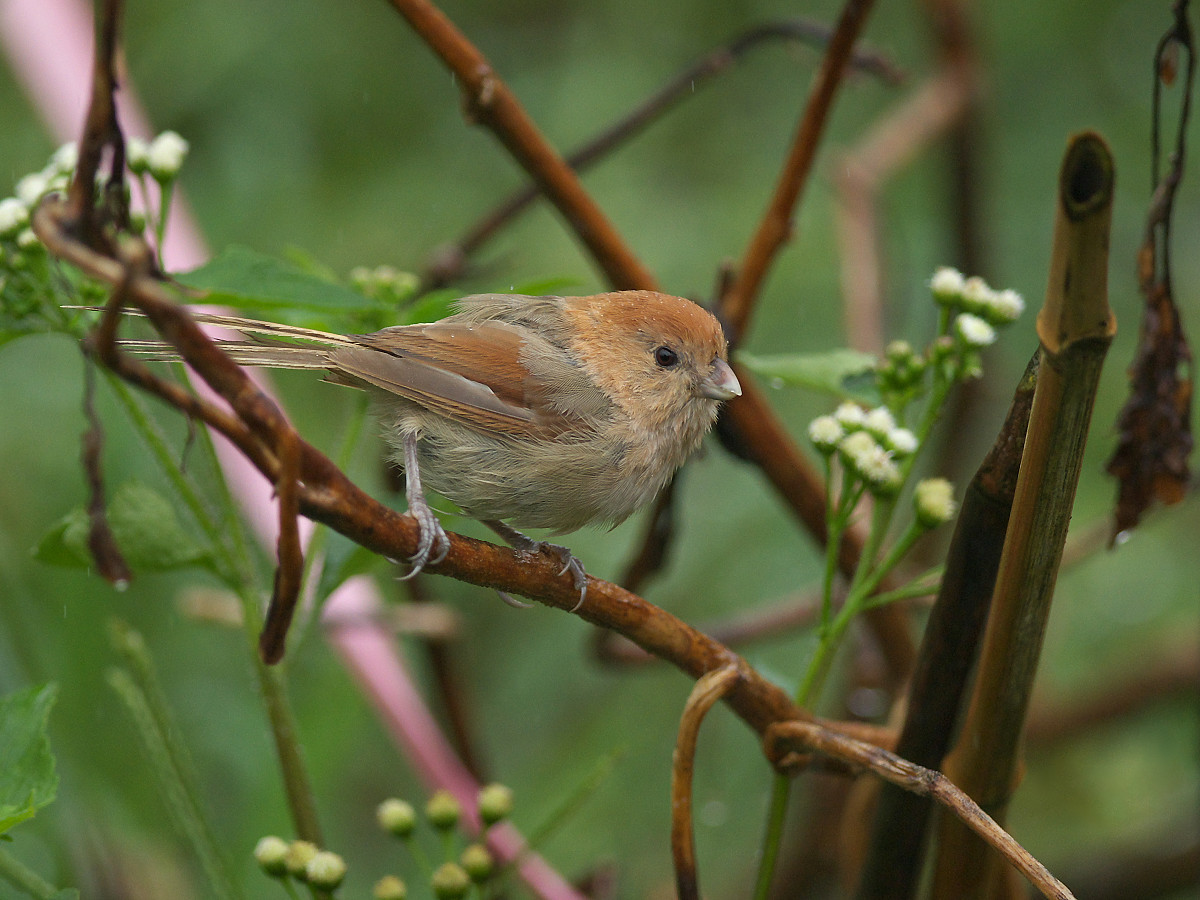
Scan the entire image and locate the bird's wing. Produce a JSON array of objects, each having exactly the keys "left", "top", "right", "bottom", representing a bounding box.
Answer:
[{"left": 332, "top": 320, "right": 609, "bottom": 437}]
